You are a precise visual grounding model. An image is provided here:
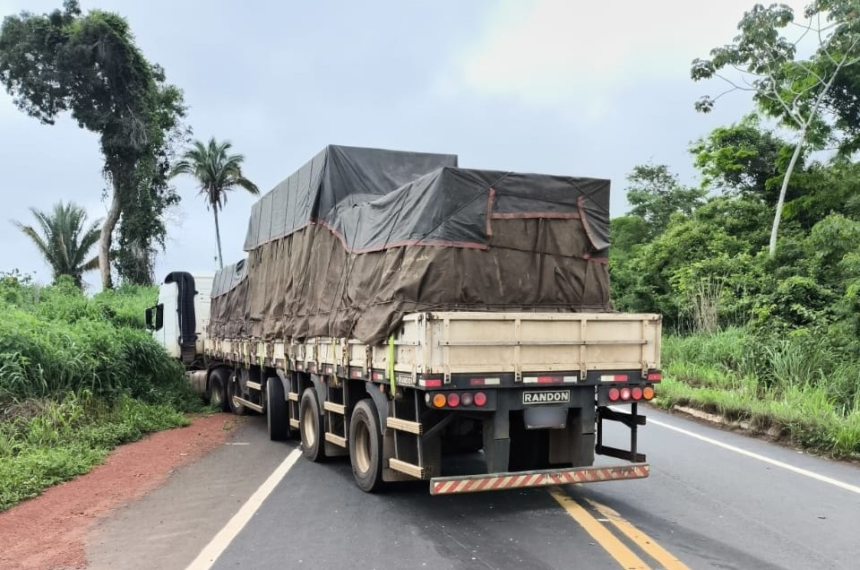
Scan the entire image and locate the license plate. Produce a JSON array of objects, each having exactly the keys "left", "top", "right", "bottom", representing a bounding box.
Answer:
[{"left": 522, "top": 390, "right": 570, "bottom": 405}]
